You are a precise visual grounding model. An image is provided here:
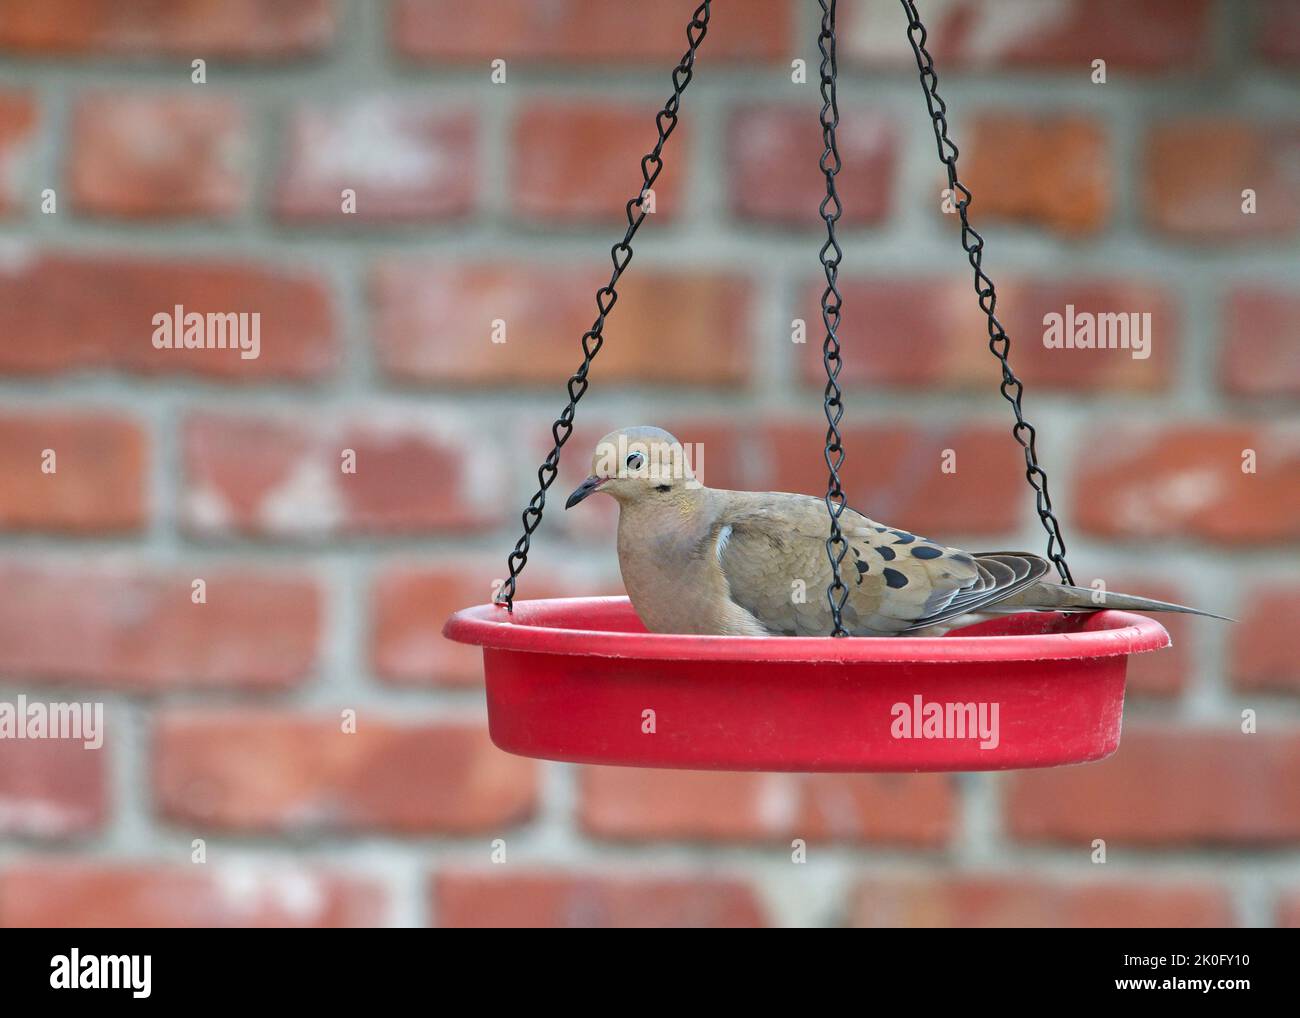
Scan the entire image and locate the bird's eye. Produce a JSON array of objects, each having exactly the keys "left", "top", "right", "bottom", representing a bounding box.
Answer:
[{"left": 625, "top": 452, "right": 644, "bottom": 472}]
